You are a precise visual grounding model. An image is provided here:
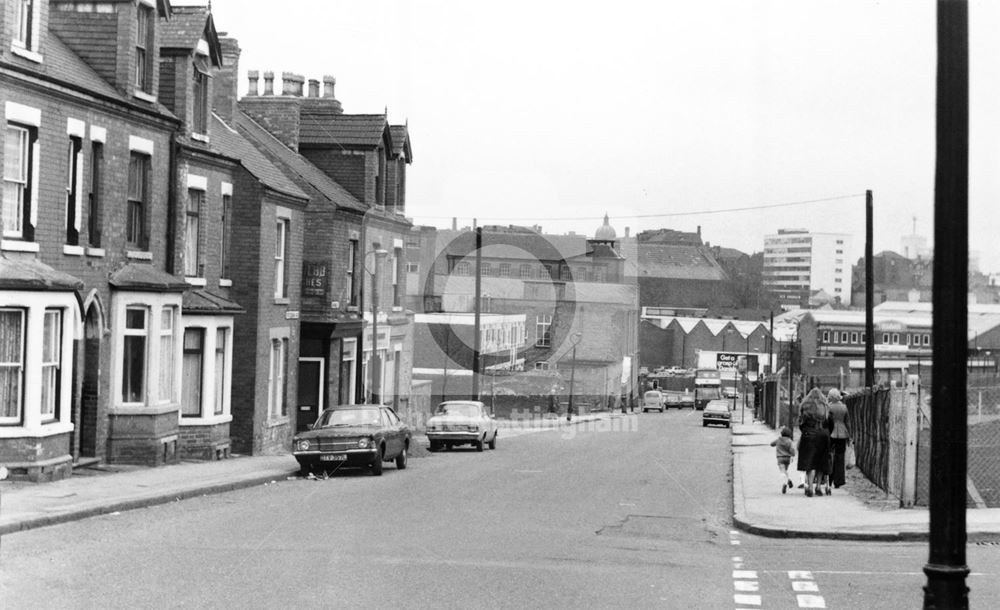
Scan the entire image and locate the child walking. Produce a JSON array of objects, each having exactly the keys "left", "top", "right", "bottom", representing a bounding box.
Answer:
[{"left": 770, "top": 426, "right": 797, "bottom": 494}]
